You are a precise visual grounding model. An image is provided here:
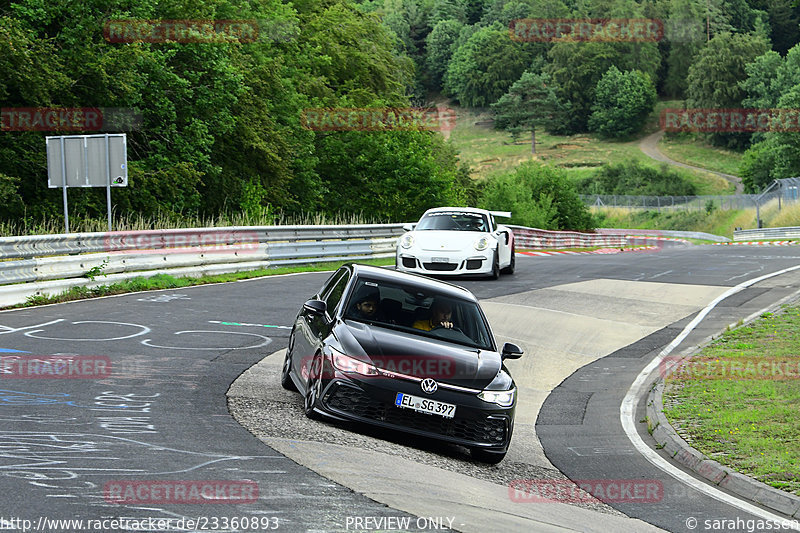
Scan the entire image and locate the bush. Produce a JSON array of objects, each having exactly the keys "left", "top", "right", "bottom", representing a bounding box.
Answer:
[
  {"left": 479, "top": 163, "right": 594, "bottom": 231},
  {"left": 579, "top": 160, "right": 697, "bottom": 196}
]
